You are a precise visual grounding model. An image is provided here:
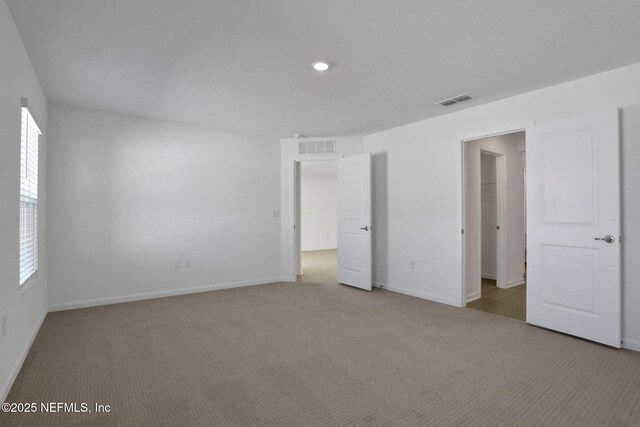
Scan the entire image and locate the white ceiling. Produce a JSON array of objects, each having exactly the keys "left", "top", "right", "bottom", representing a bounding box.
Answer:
[
  {"left": 7, "top": 0, "right": 640, "bottom": 138},
  {"left": 301, "top": 160, "right": 337, "bottom": 177}
]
